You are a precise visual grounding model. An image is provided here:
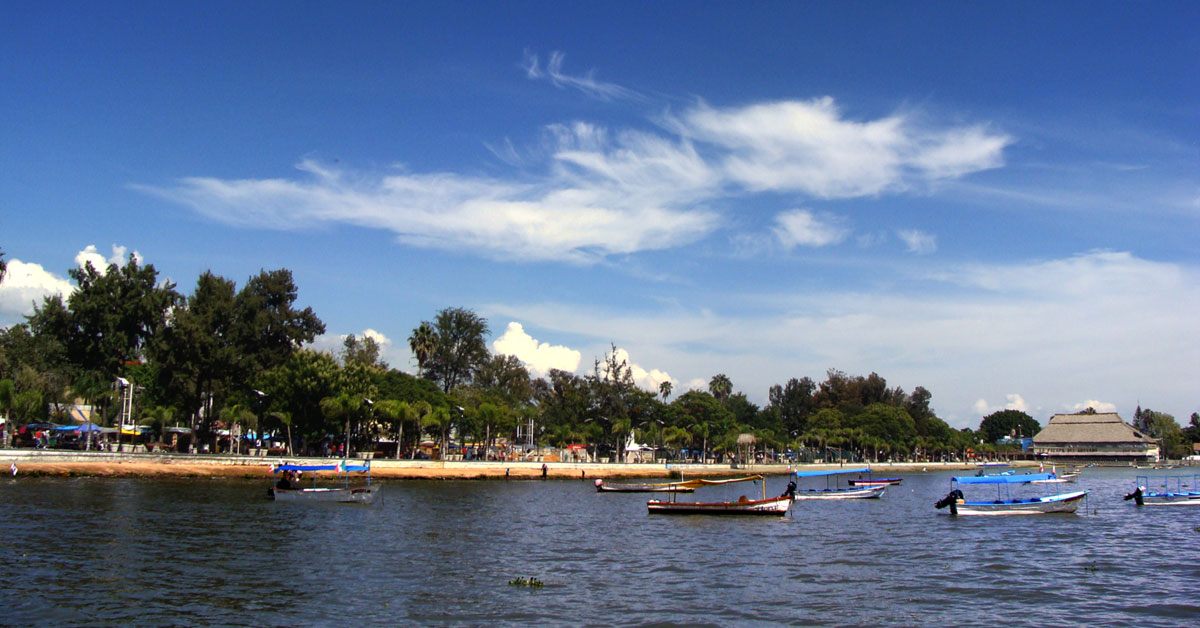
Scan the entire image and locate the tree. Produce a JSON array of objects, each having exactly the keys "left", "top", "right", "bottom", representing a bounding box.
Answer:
[
  {"left": 708, "top": 374, "right": 733, "bottom": 401},
  {"left": 342, "top": 334, "right": 387, "bottom": 369},
  {"left": 231, "top": 268, "right": 325, "bottom": 377},
  {"left": 978, "top": 410, "right": 1040, "bottom": 444},
  {"left": 1139, "top": 408, "right": 1188, "bottom": 459},
  {"left": 658, "top": 380, "right": 673, "bottom": 403},
  {"left": 37, "top": 255, "right": 179, "bottom": 383},
  {"left": 421, "top": 307, "right": 489, "bottom": 394},
  {"left": 473, "top": 354, "right": 532, "bottom": 406},
  {"left": 408, "top": 322, "right": 436, "bottom": 377}
]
